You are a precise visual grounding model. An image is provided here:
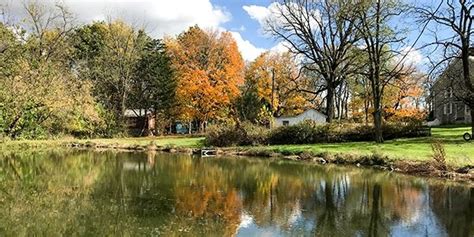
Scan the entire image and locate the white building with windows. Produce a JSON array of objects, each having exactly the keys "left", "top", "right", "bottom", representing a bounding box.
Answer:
[{"left": 274, "top": 109, "right": 327, "bottom": 127}]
